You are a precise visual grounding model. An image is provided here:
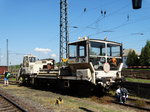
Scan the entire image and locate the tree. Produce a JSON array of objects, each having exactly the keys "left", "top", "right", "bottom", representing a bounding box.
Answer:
[
  {"left": 126, "top": 50, "right": 139, "bottom": 66},
  {"left": 140, "top": 40, "right": 150, "bottom": 66}
]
